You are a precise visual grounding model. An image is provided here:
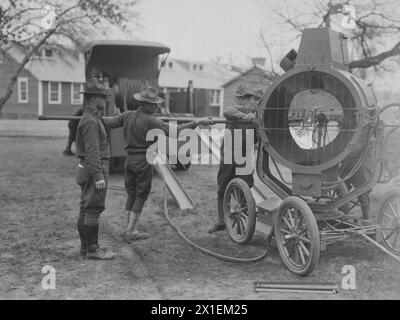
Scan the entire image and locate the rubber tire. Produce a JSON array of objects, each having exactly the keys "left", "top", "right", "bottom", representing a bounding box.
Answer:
[
  {"left": 275, "top": 196, "right": 320, "bottom": 277},
  {"left": 376, "top": 191, "right": 400, "bottom": 255},
  {"left": 223, "top": 178, "right": 256, "bottom": 244}
]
